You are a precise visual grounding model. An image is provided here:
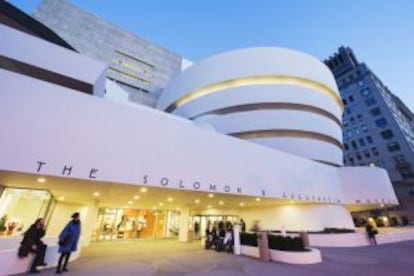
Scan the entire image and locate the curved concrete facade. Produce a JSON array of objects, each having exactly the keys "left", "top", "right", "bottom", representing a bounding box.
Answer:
[{"left": 157, "top": 47, "right": 343, "bottom": 166}]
